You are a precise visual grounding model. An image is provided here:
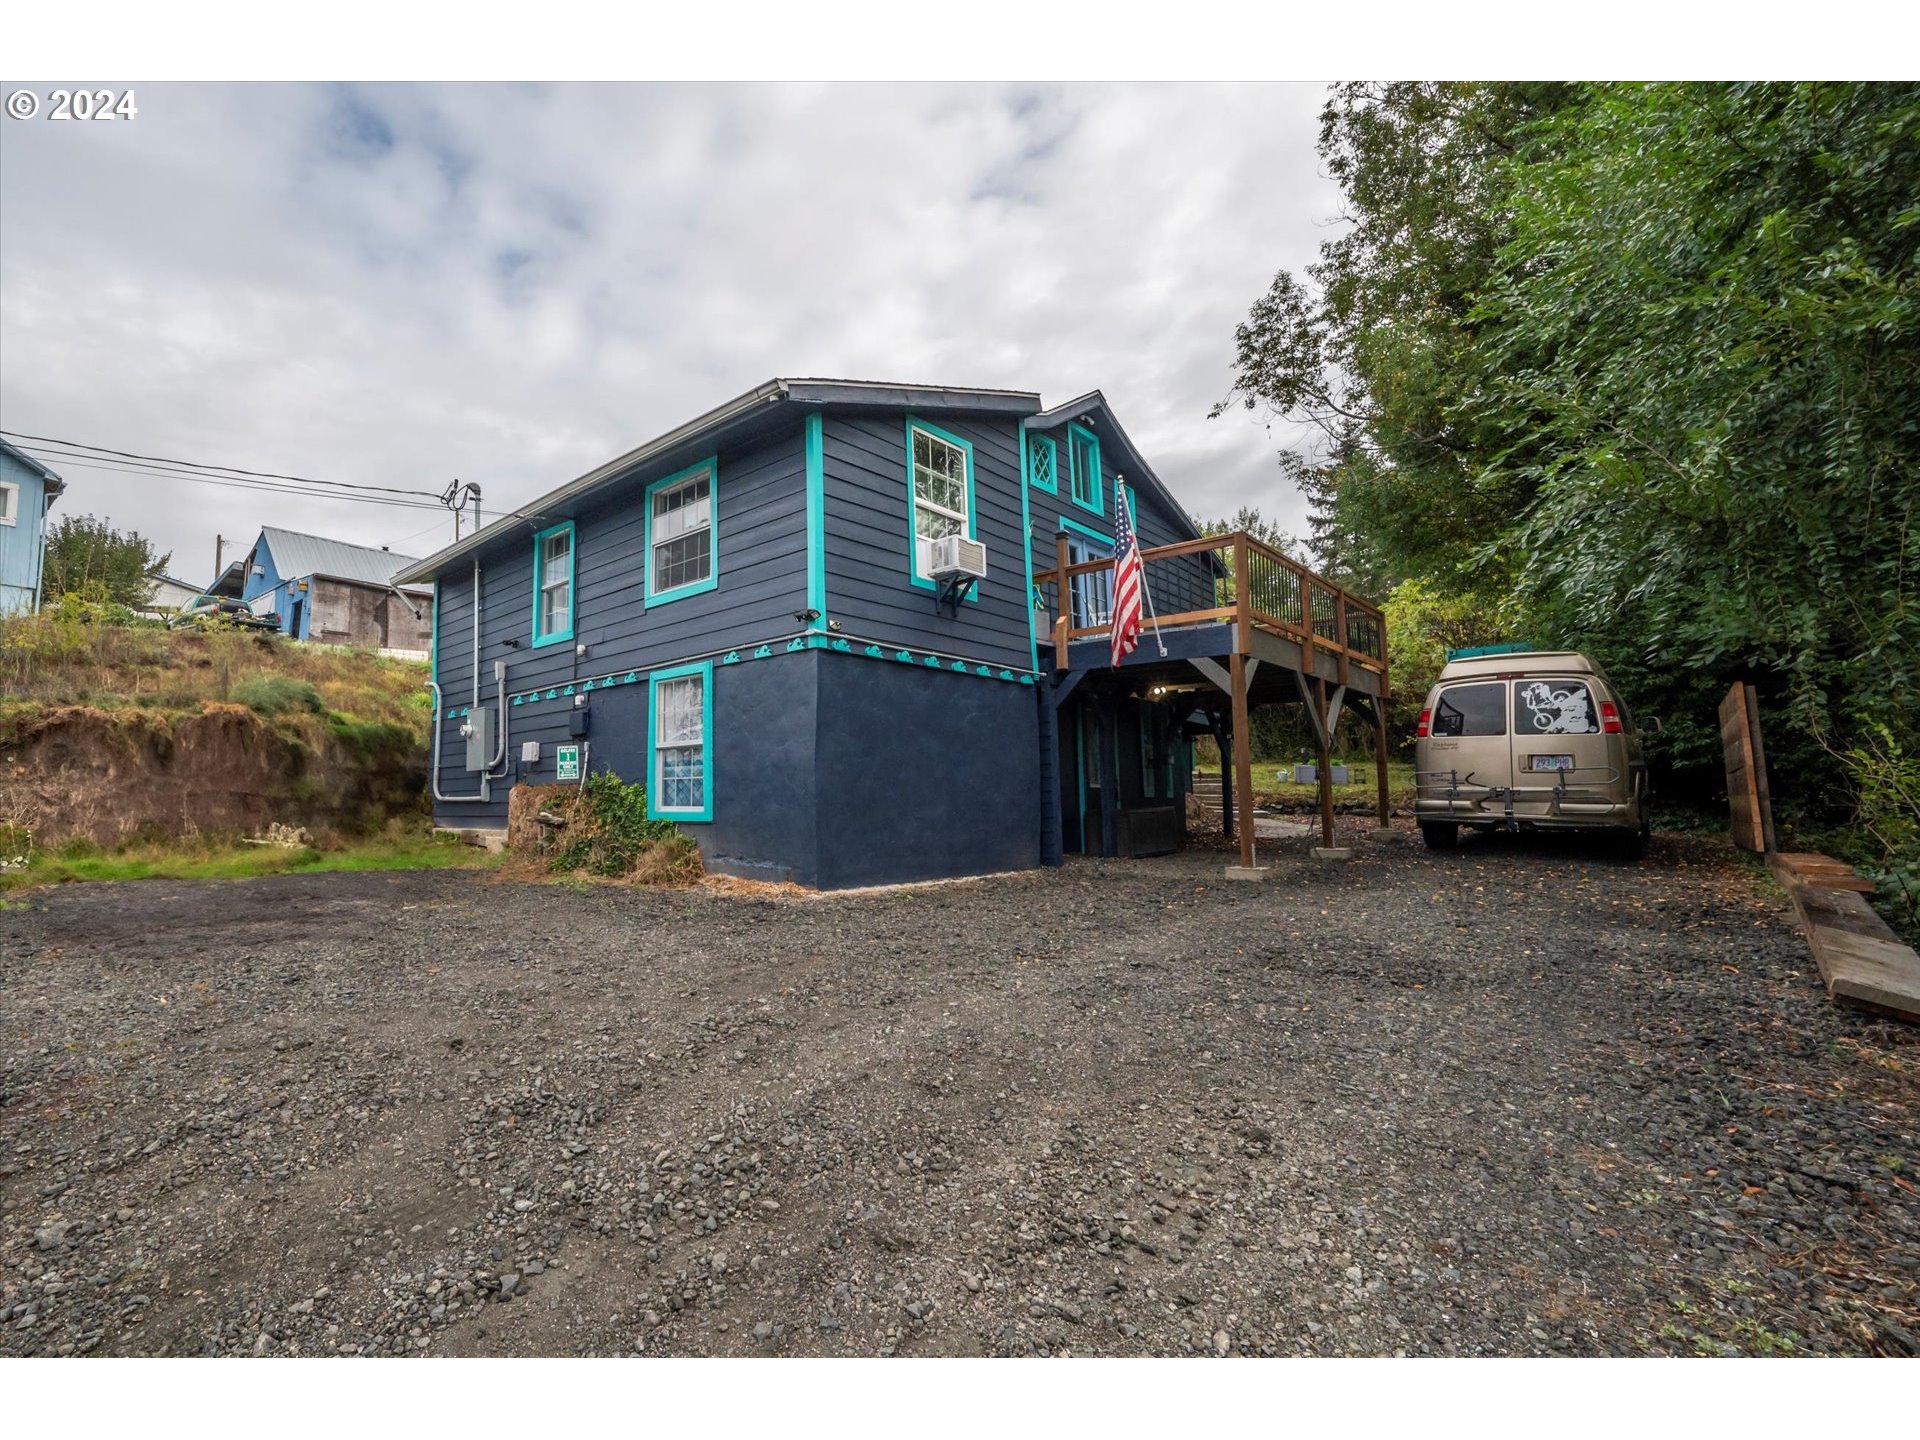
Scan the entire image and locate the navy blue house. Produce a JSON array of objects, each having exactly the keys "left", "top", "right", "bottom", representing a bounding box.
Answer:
[{"left": 395, "top": 379, "right": 1390, "bottom": 888}]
